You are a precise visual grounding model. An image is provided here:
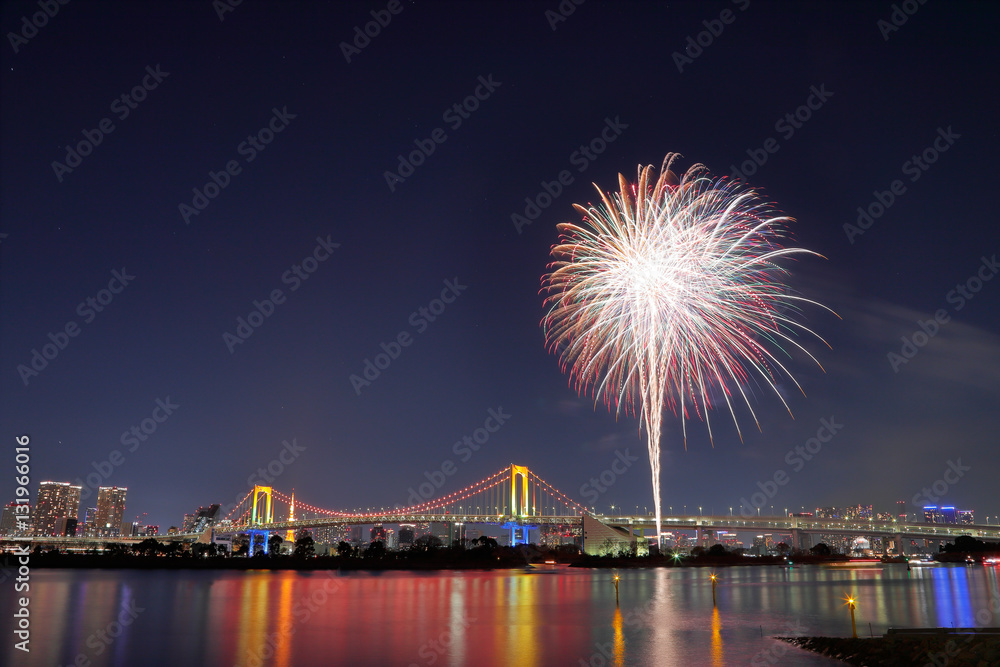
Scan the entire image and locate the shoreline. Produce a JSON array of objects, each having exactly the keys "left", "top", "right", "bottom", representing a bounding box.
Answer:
[
  {"left": 4, "top": 551, "right": 861, "bottom": 571},
  {"left": 781, "top": 632, "right": 1000, "bottom": 666}
]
